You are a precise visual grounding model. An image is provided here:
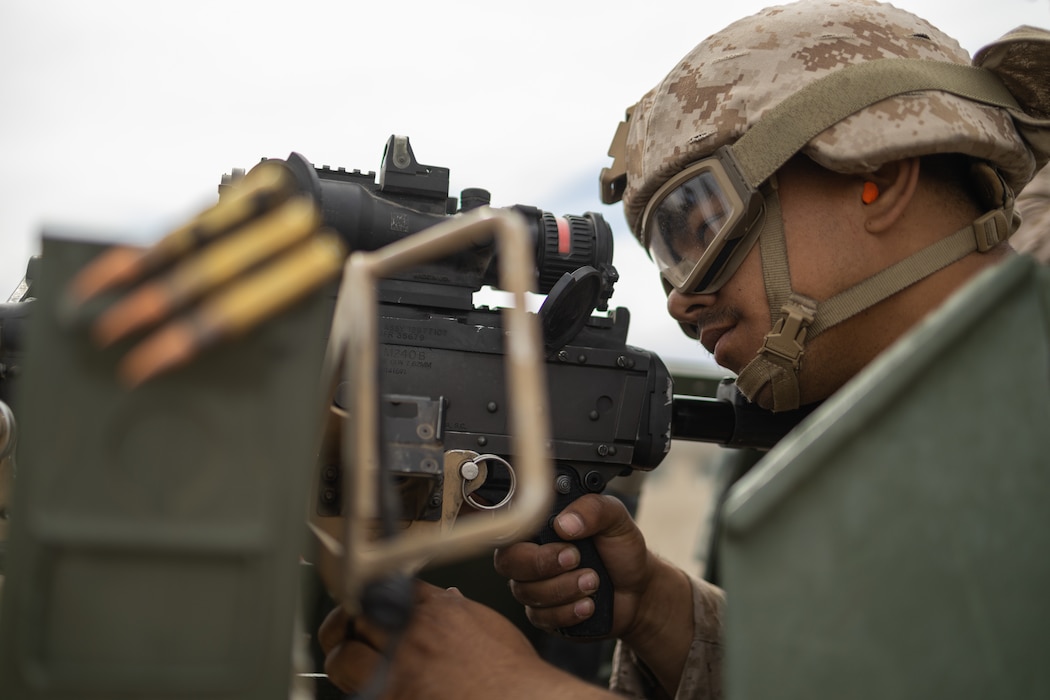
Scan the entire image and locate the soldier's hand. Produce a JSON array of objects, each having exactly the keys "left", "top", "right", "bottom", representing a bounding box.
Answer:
[
  {"left": 492, "top": 493, "right": 654, "bottom": 639},
  {"left": 319, "top": 580, "right": 611, "bottom": 700}
]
